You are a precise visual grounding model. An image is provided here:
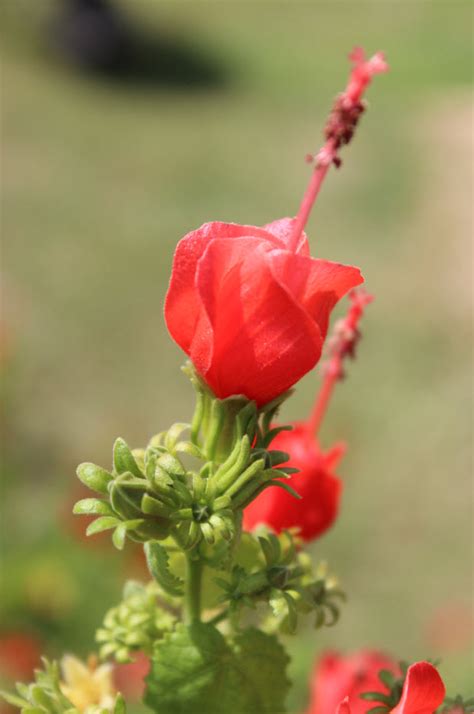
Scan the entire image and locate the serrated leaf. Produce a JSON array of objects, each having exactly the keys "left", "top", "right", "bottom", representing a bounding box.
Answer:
[
  {"left": 73, "top": 498, "right": 114, "bottom": 516},
  {"left": 232, "top": 628, "right": 291, "bottom": 712},
  {"left": 76, "top": 462, "right": 113, "bottom": 494},
  {"left": 113, "top": 438, "right": 143, "bottom": 477},
  {"left": 144, "top": 541, "right": 184, "bottom": 596},
  {"left": 144, "top": 624, "right": 290, "bottom": 714}
]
